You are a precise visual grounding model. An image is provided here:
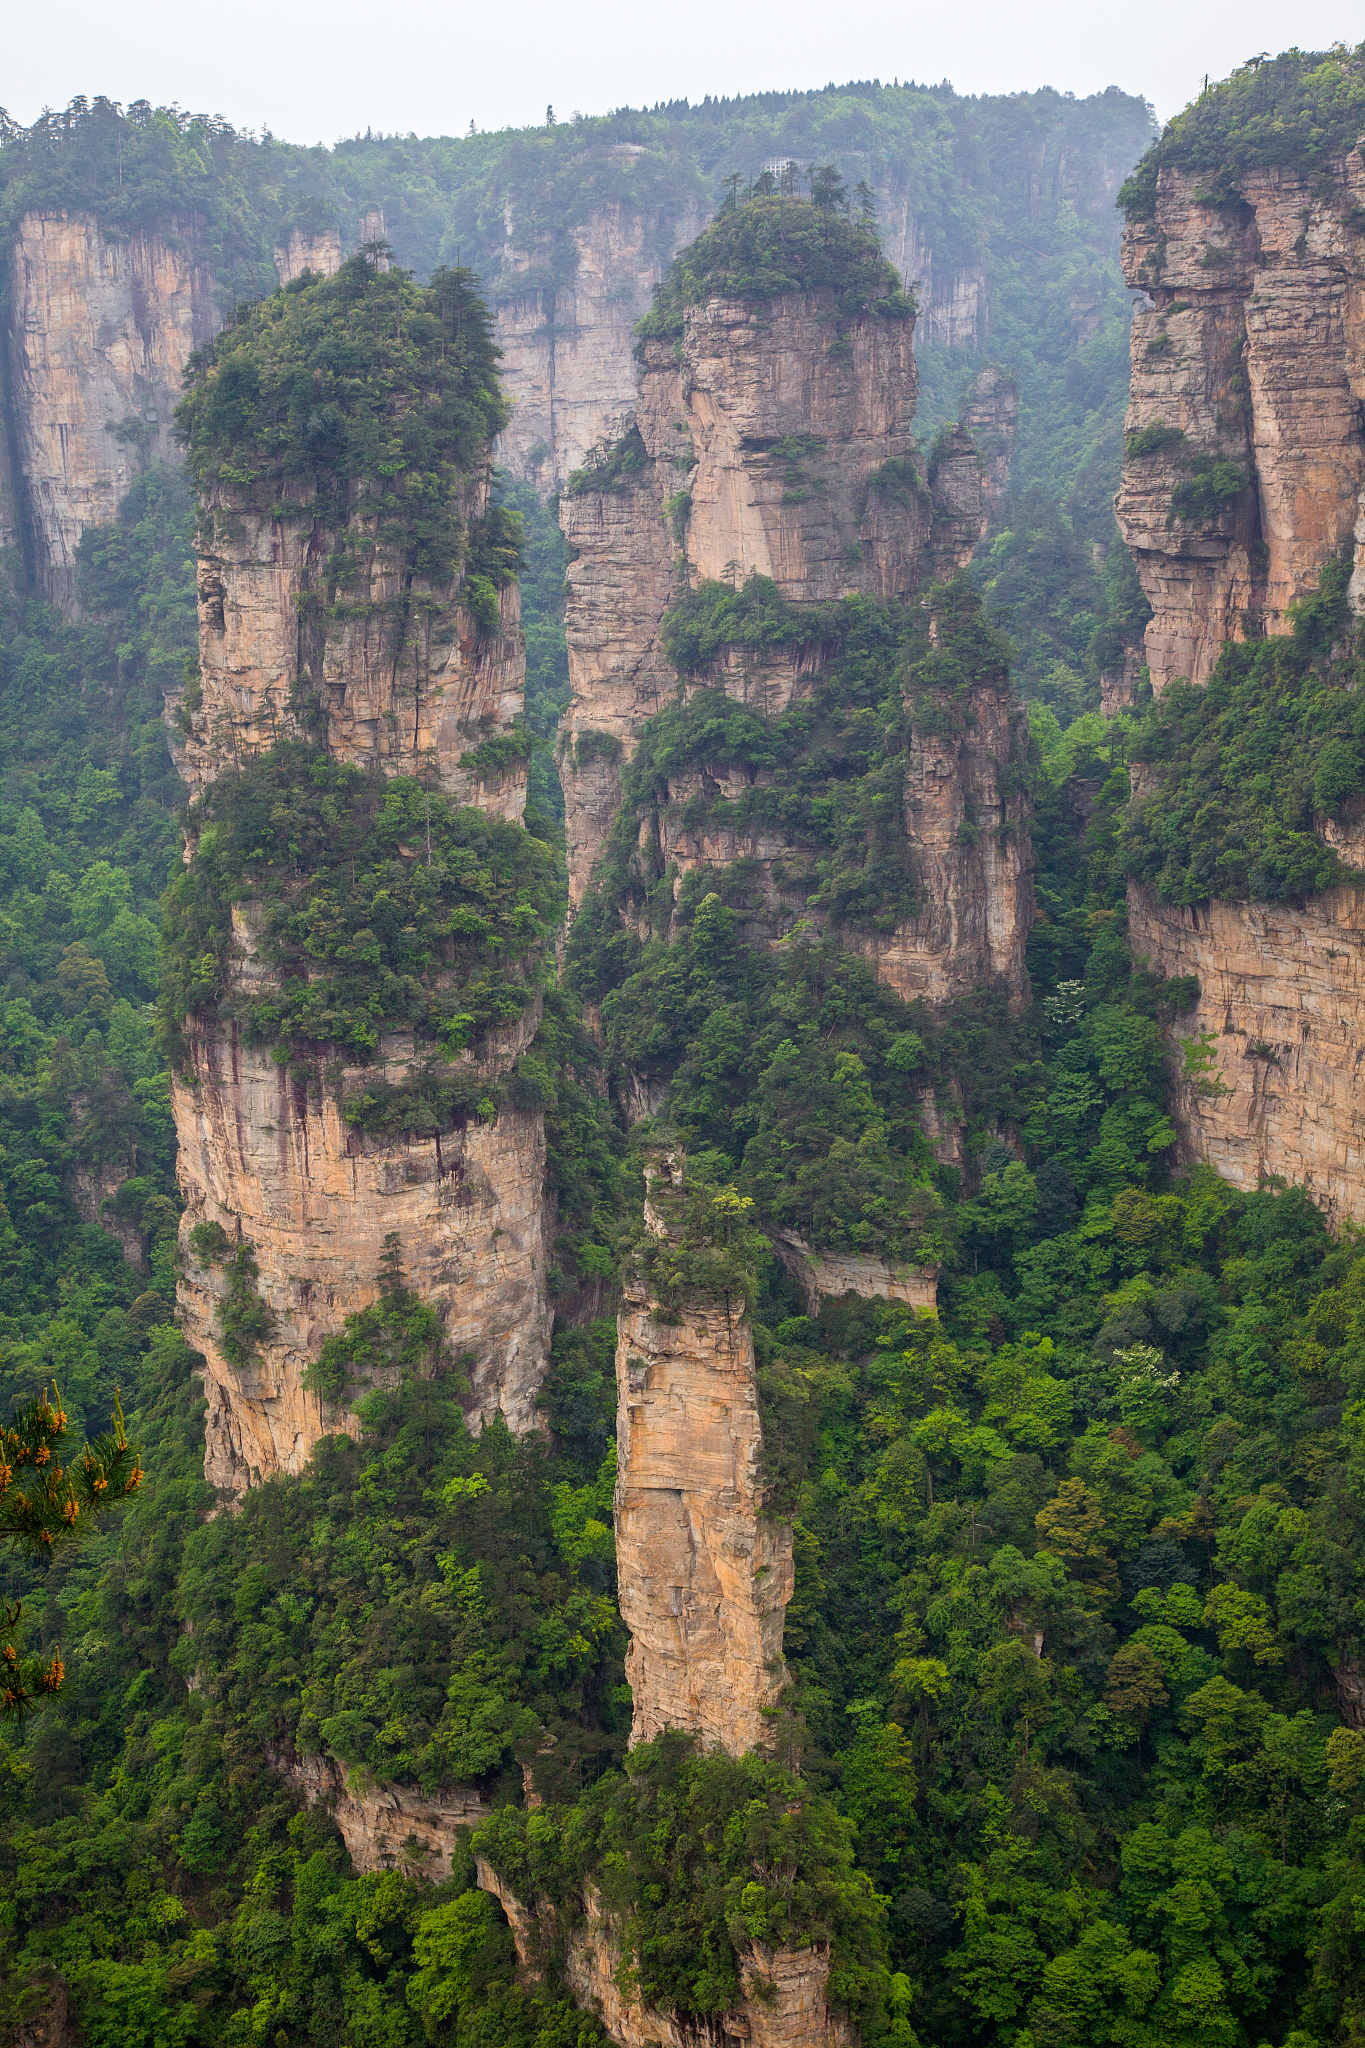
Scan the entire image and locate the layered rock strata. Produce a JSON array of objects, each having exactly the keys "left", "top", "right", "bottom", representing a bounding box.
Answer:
[
  {"left": 776, "top": 1234, "right": 938, "bottom": 1314},
  {"left": 613, "top": 1157, "right": 792, "bottom": 1755},
  {"left": 614, "top": 1274, "right": 792, "bottom": 1754},
  {"left": 491, "top": 181, "right": 1008, "bottom": 492},
  {"left": 1129, "top": 883, "right": 1365, "bottom": 1226},
  {"left": 175, "top": 473, "right": 525, "bottom": 812},
  {"left": 478, "top": 1860, "right": 854, "bottom": 2048},
  {"left": 172, "top": 278, "right": 550, "bottom": 1493},
  {"left": 176, "top": 1030, "right": 550, "bottom": 1490},
  {"left": 847, "top": 670, "right": 1034, "bottom": 1006},
  {"left": 0, "top": 210, "right": 340, "bottom": 613},
  {"left": 1116, "top": 150, "right": 1365, "bottom": 693},
  {"left": 493, "top": 197, "right": 704, "bottom": 489},
  {"left": 2, "top": 210, "right": 219, "bottom": 605},
  {"left": 558, "top": 278, "right": 1032, "bottom": 1018},
  {"left": 276, "top": 1747, "right": 489, "bottom": 1881},
  {"left": 1115, "top": 147, "right": 1365, "bottom": 1214}
]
